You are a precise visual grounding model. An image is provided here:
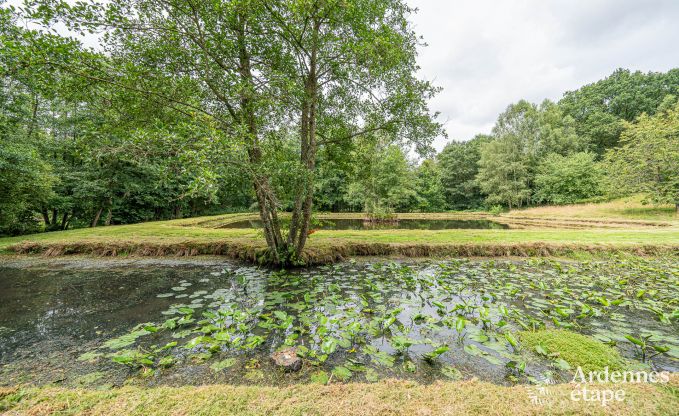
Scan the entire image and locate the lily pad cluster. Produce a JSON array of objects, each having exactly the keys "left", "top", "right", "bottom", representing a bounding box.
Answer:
[{"left": 87, "top": 257, "right": 679, "bottom": 384}]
